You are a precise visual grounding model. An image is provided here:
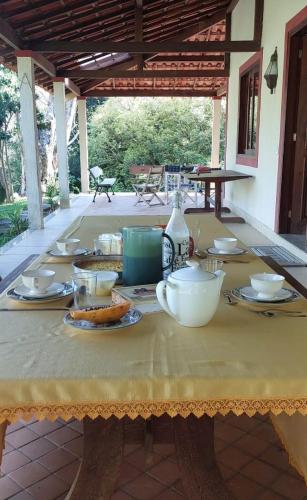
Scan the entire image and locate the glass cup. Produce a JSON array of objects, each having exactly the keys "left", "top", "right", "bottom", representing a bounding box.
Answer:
[
  {"left": 94, "top": 237, "right": 112, "bottom": 255},
  {"left": 72, "top": 272, "right": 97, "bottom": 308},
  {"left": 94, "top": 233, "right": 123, "bottom": 255},
  {"left": 201, "top": 259, "right": 224, "bottom": 273},
  {"left": 110, "top": 233, "right": 123, "bottom": 255}
]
